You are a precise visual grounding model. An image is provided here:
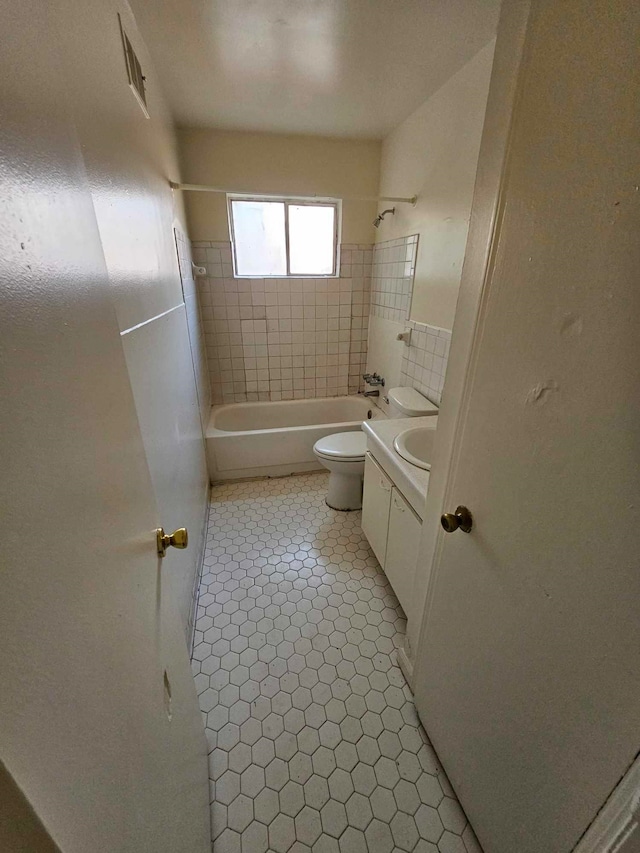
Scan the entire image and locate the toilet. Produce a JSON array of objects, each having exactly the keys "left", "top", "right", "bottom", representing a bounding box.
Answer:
[
  {"left": 384, "top": 386, "right": 439, "bottom": 420},
  {"left": 313, "top": 387, "right": 438, "bottom": 511},
  {"left": 313, "top": 431, "right": 368, "bottom": 511}
]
